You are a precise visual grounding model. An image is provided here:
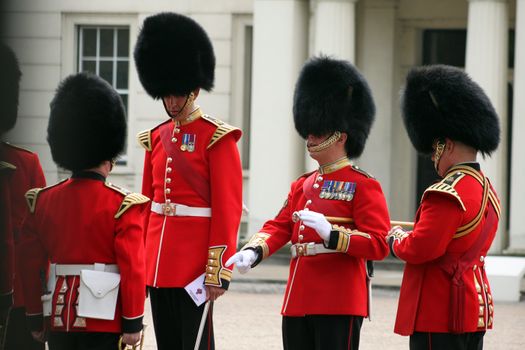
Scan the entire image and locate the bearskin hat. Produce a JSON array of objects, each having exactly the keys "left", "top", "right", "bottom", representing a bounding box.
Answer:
[
  {"left": 134, "top": 12, "right": 215, "bottom": 99},
  {"left": 47, "top": 73, "right": 126, "bottom": 172},
  {"left": 0, "top": 43, "right": 22, "bottom": 134},
  {"left": 293, "top": 56, "right": 376, "bottom": 158},
  {"left": 401, "top": 65, "right": 500, "bottom": 156}
]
